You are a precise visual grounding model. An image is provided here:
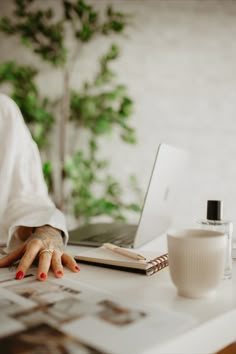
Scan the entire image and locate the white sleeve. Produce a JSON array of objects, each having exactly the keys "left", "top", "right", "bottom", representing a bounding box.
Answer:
[{"left": 0, "top": 94, "right": 68, "bottom": 252}]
